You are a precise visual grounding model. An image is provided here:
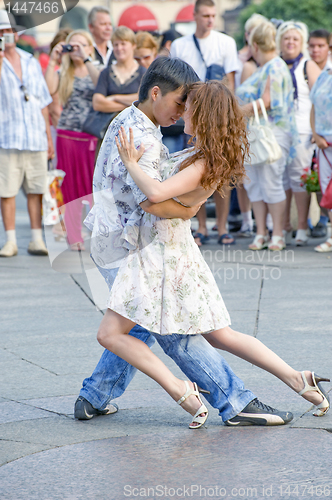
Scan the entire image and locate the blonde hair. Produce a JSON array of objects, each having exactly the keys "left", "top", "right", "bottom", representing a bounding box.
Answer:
[
  {"left": 250, "top": 21, "right": 276, "bottom": 52},
  {"left": 276, "top": 21, "right": 309, "bottom": 57},
  {"left": 135, "top": 31, "right": 159, "bottom": 52},
  {"left": 58, "top": 30, "right": 95, "bottom": 105},
  {"left": 244, "top": 13, "right": 268, "bottom": 35},
  {"left": 111, "top": 26, "right": 136, "bottom": 45}
]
